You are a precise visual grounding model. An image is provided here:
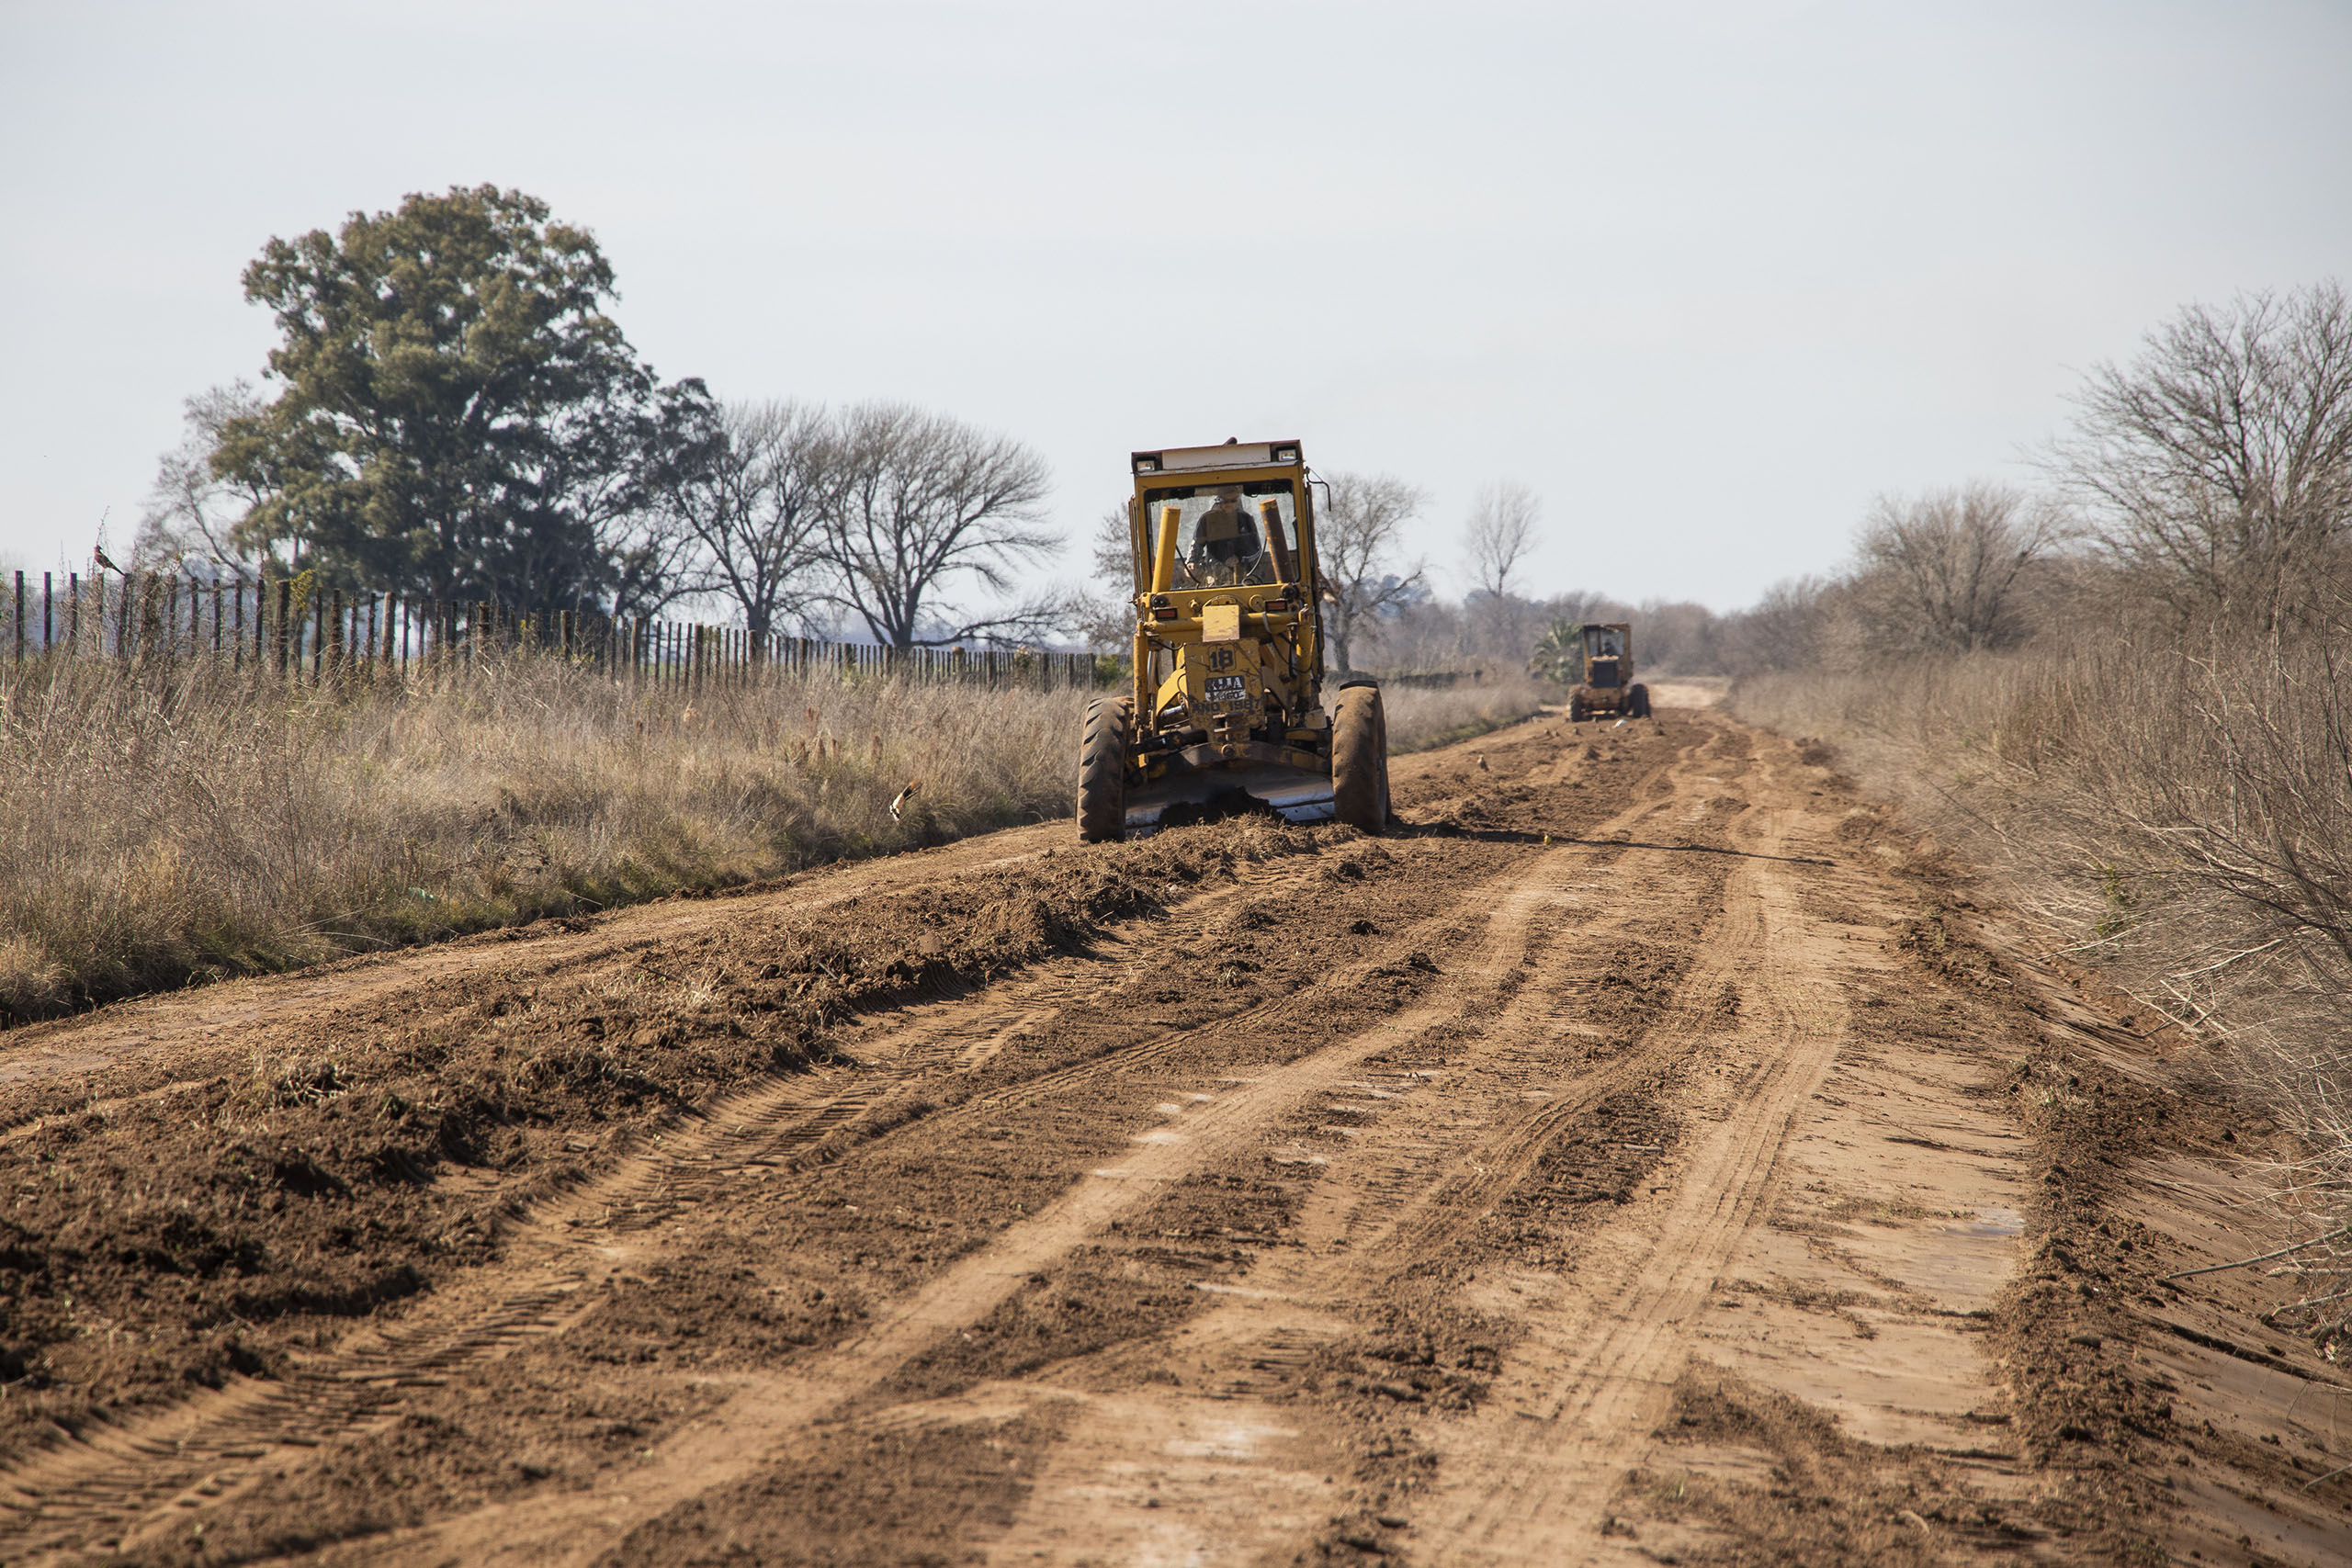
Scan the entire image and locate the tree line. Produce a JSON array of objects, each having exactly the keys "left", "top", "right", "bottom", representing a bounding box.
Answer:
[
  {"left": 1726, "top": 279, "right": 2352, "bottom": 671},
  {"left": 1253, "top": 278, "right": 2352, "bottom": 682},
  {"left": 149, "top": 189, "right": 2333, "bottom": 676},
  {"left": 138, "top": 183, "right": 1507, "bottom": 661},
  {"left": 135, "top": 186, "right": 1059, "bottom": 648}
]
